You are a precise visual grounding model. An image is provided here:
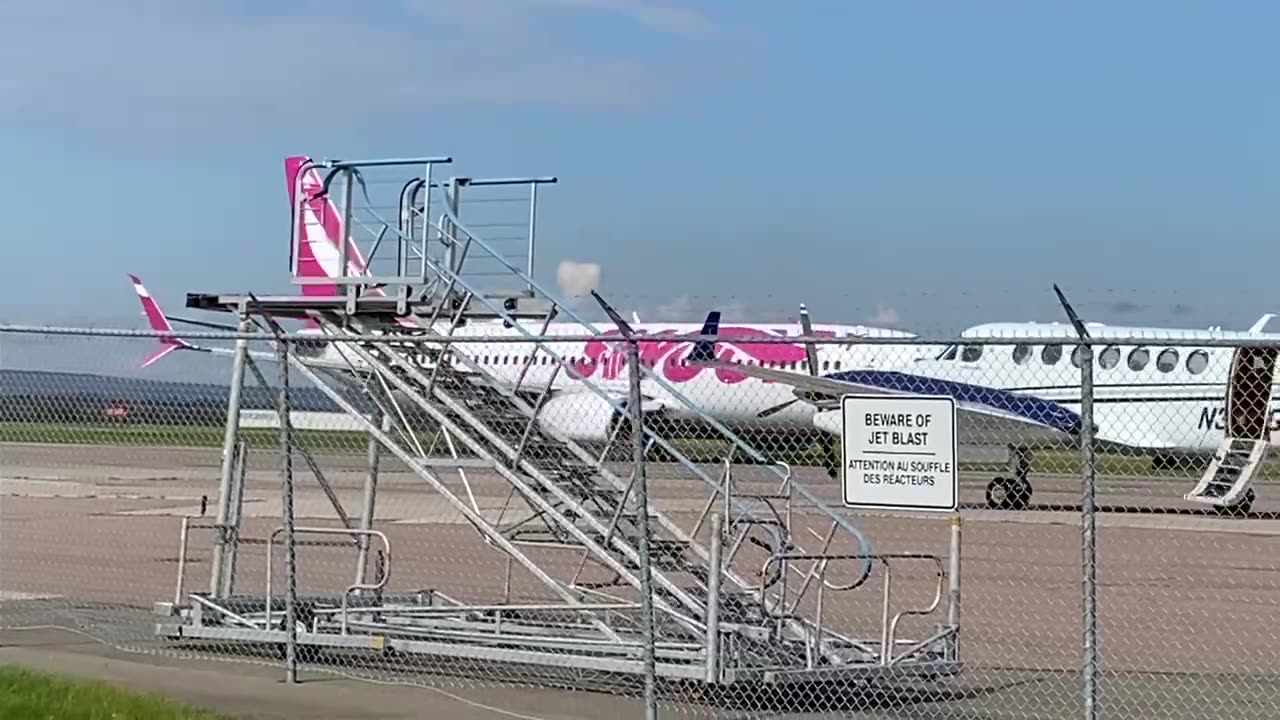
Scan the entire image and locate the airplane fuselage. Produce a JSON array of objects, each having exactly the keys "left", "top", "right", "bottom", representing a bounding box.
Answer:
[
  {"left": 301, "top": 318, "right": 927, "bottom": 445},
  {"left": 901, "top": 322, "right": 1280, "bottom": 455}
]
